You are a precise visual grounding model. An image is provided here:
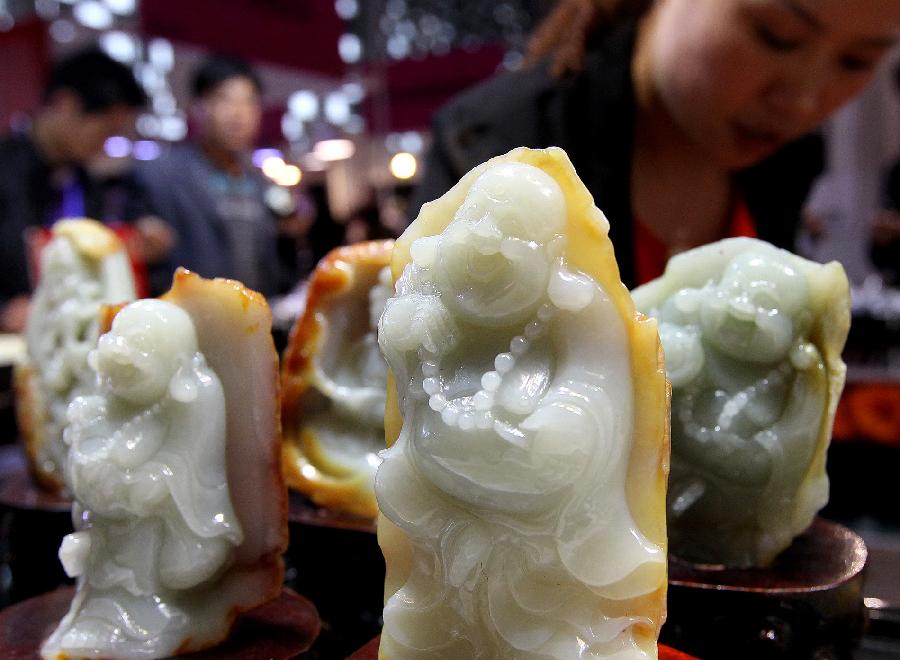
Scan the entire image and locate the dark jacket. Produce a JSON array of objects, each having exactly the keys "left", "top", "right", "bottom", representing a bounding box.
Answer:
[
  {"left": 128, "top": 143, "right": 284, "bottom": 297},
  {"left": 873, "top": 159, "right": 900, "bottom": 284},
  {"left": 0, "top": 132, "right": 105, "bottom": 305},
  {"left": 411, "top": 22, "right": 823, "bottom": 288}
]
